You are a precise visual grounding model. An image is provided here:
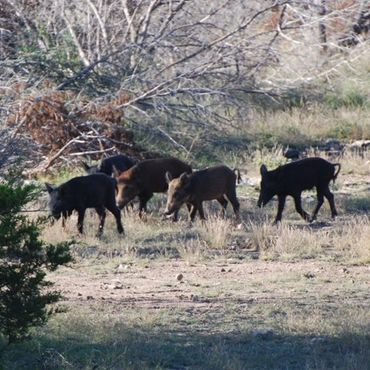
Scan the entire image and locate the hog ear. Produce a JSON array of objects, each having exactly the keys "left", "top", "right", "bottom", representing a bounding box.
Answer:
[
  {"left": 260, "top": 164, "right": 268, "bottom": 177},
  {"left": 45, "top": 183, "right": 55, "bottom": 194},
  {"left": 112, "top": 165, "right": 121, "bottom": 178},
  {"left": 165, "top": 171, "right": 173, "bottom": 184},
  {"left": 81, "top": 161, "right": 90, "bottom": 172}
]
